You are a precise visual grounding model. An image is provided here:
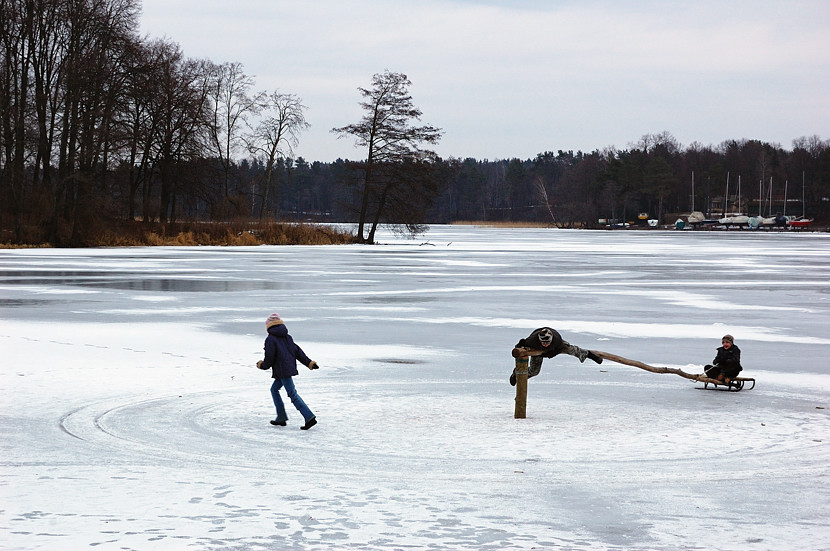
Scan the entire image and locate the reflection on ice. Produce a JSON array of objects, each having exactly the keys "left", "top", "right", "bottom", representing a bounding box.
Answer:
[{"left": 74, "top": 278, "right": 292, "bottom": 292}]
